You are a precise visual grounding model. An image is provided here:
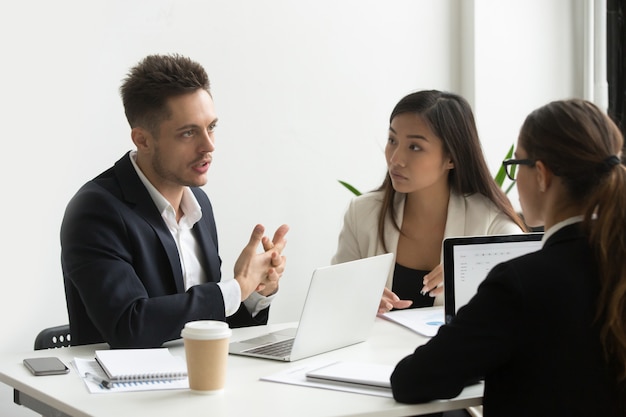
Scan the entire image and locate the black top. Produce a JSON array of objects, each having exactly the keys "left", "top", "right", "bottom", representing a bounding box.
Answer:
[{"left": 391, "top": 263, "right": 436, "bottom": 309}]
